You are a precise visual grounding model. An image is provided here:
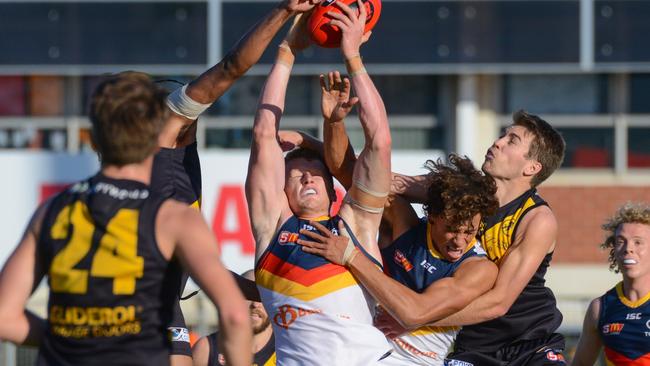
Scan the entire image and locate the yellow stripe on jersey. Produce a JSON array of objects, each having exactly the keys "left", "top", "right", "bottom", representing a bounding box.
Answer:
[
  {"left": 480, "top": 197, "right": 537, "bottom": 262},
  {"left": 256, "top": 268, "right": 358, "bottom": 301},
  {"left": 409, "top": 325, "right": 460, "bottom": 337},
  {"left": 262, "top": 352, "right": 276, "bottom": 366},
  {"left": 615, "top": 282, "right": 650, "bottom": 308}
]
